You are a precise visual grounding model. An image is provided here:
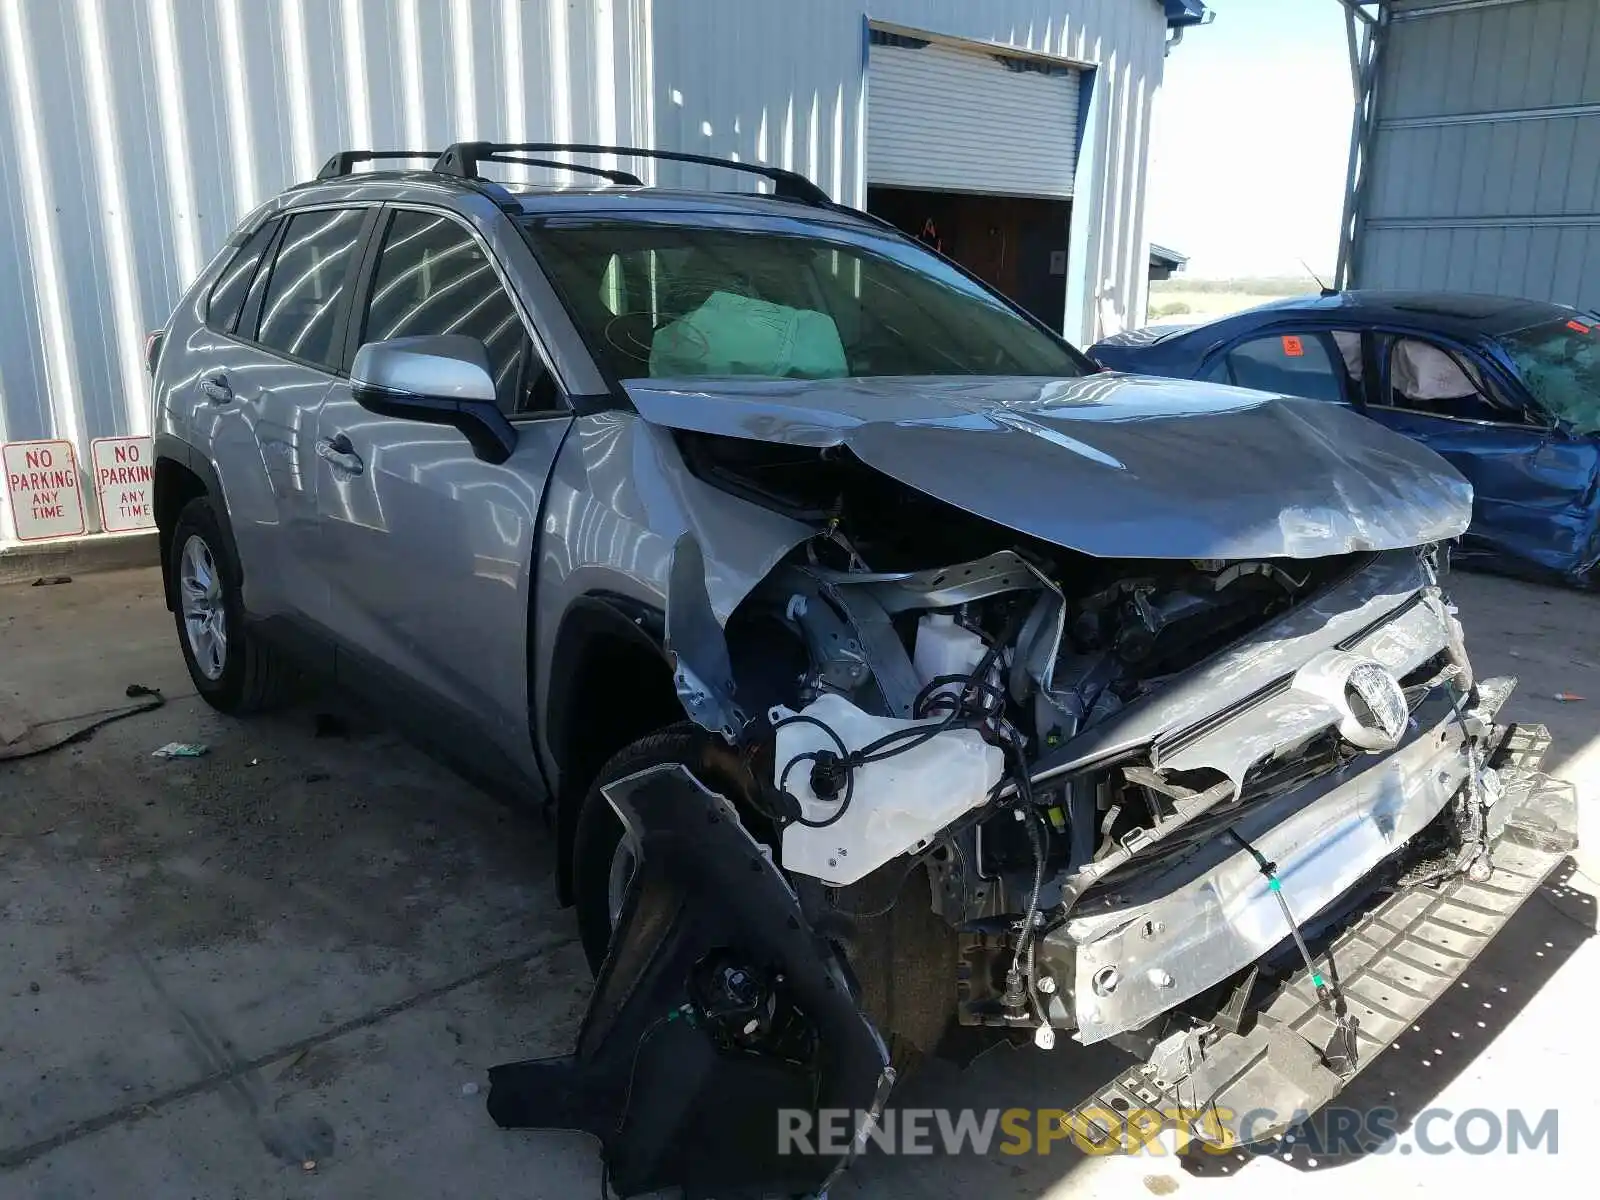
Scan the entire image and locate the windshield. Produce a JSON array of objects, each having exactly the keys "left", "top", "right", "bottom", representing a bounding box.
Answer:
[
  {"left": 520, "top": 217, "right": 1089, "bottom": 382},
  {"left": 1499, "top": 318, "right": 1600, "bottom": 434}
]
